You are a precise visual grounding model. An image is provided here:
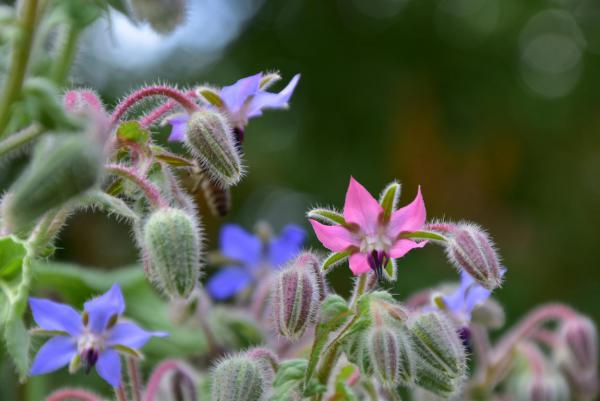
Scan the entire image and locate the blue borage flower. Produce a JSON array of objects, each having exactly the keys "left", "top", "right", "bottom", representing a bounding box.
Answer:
[
  {"left": 206, "top": 224, "right": 305, "bottom": 300},
  {"left": 29, "top": 284, "right": 167, "bottom": 387},
  {"left": 167, "top": 72, "right": 300, "bottom": 142}
]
